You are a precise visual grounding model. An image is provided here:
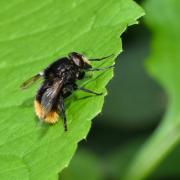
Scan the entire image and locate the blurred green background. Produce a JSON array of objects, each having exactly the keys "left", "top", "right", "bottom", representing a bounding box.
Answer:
[{"left": 60, "top": 0, "right": 180, "bottom": 179}]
